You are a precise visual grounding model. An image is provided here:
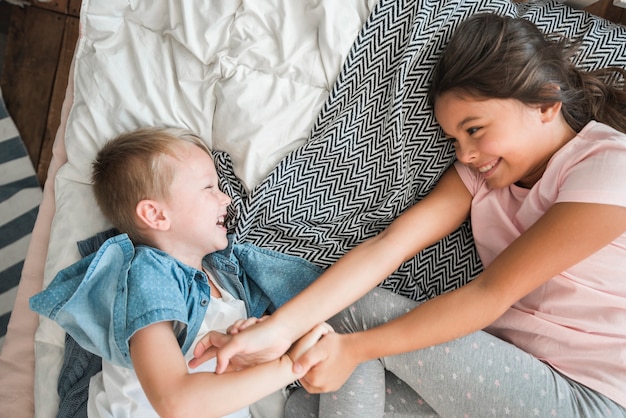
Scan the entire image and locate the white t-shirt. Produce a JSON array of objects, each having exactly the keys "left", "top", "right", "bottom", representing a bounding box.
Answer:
[
  {"left": 455, "top": 121, "right": 626, "bottom": 408},
  {"left": 88, "top": 281, "right": 250, "bottom": 418}
]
